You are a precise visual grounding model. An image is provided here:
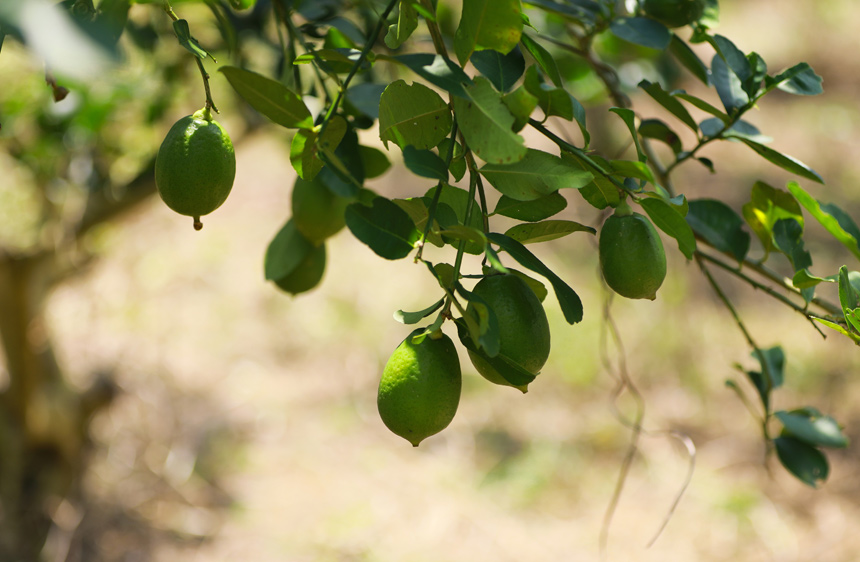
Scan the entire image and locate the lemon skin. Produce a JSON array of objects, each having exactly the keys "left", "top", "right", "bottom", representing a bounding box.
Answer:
[
  {"left": 599, "top": 211, "right": 667, "bottom": 300},
  {"left": 378, "top": 330, "right": 462, "bottom": 447},
  {"left": 155, "top": 109, "right": 236, "bottom": 228}
]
